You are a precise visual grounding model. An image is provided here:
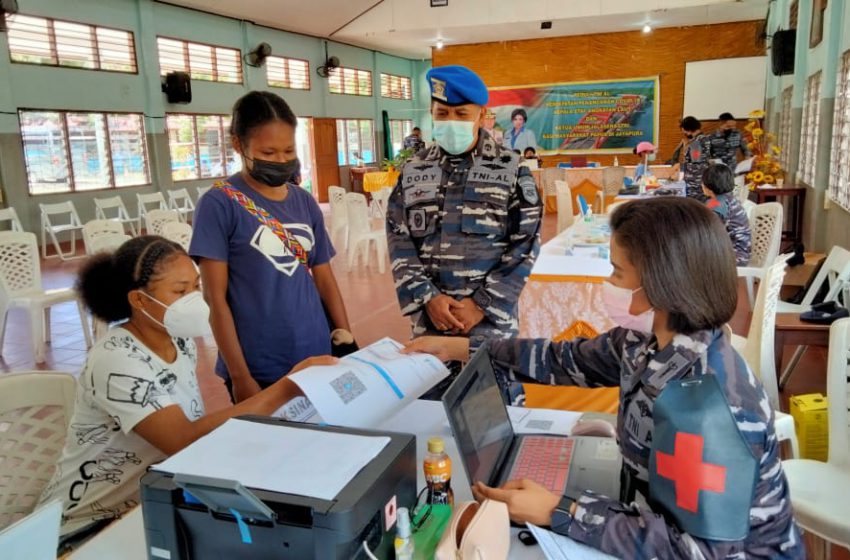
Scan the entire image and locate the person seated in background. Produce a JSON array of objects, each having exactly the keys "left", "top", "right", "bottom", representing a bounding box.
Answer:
[
  {"left": 702, "top": 163, "right": 751, "bottom": 265},
  {"left": 632, "top": 141, "right": 656, "bottom": 183},
  {"left": 521, "top": 146, "right": 541, "bottom": 169},
  {"left": 405, "top": 197, "right": 803, "bottom": 559},
  {"left": 403, "top": 126, "right": 426, "bottom": 152},
  {"left": 39, "top": 236, "right": 334, "bottom": 548}
]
